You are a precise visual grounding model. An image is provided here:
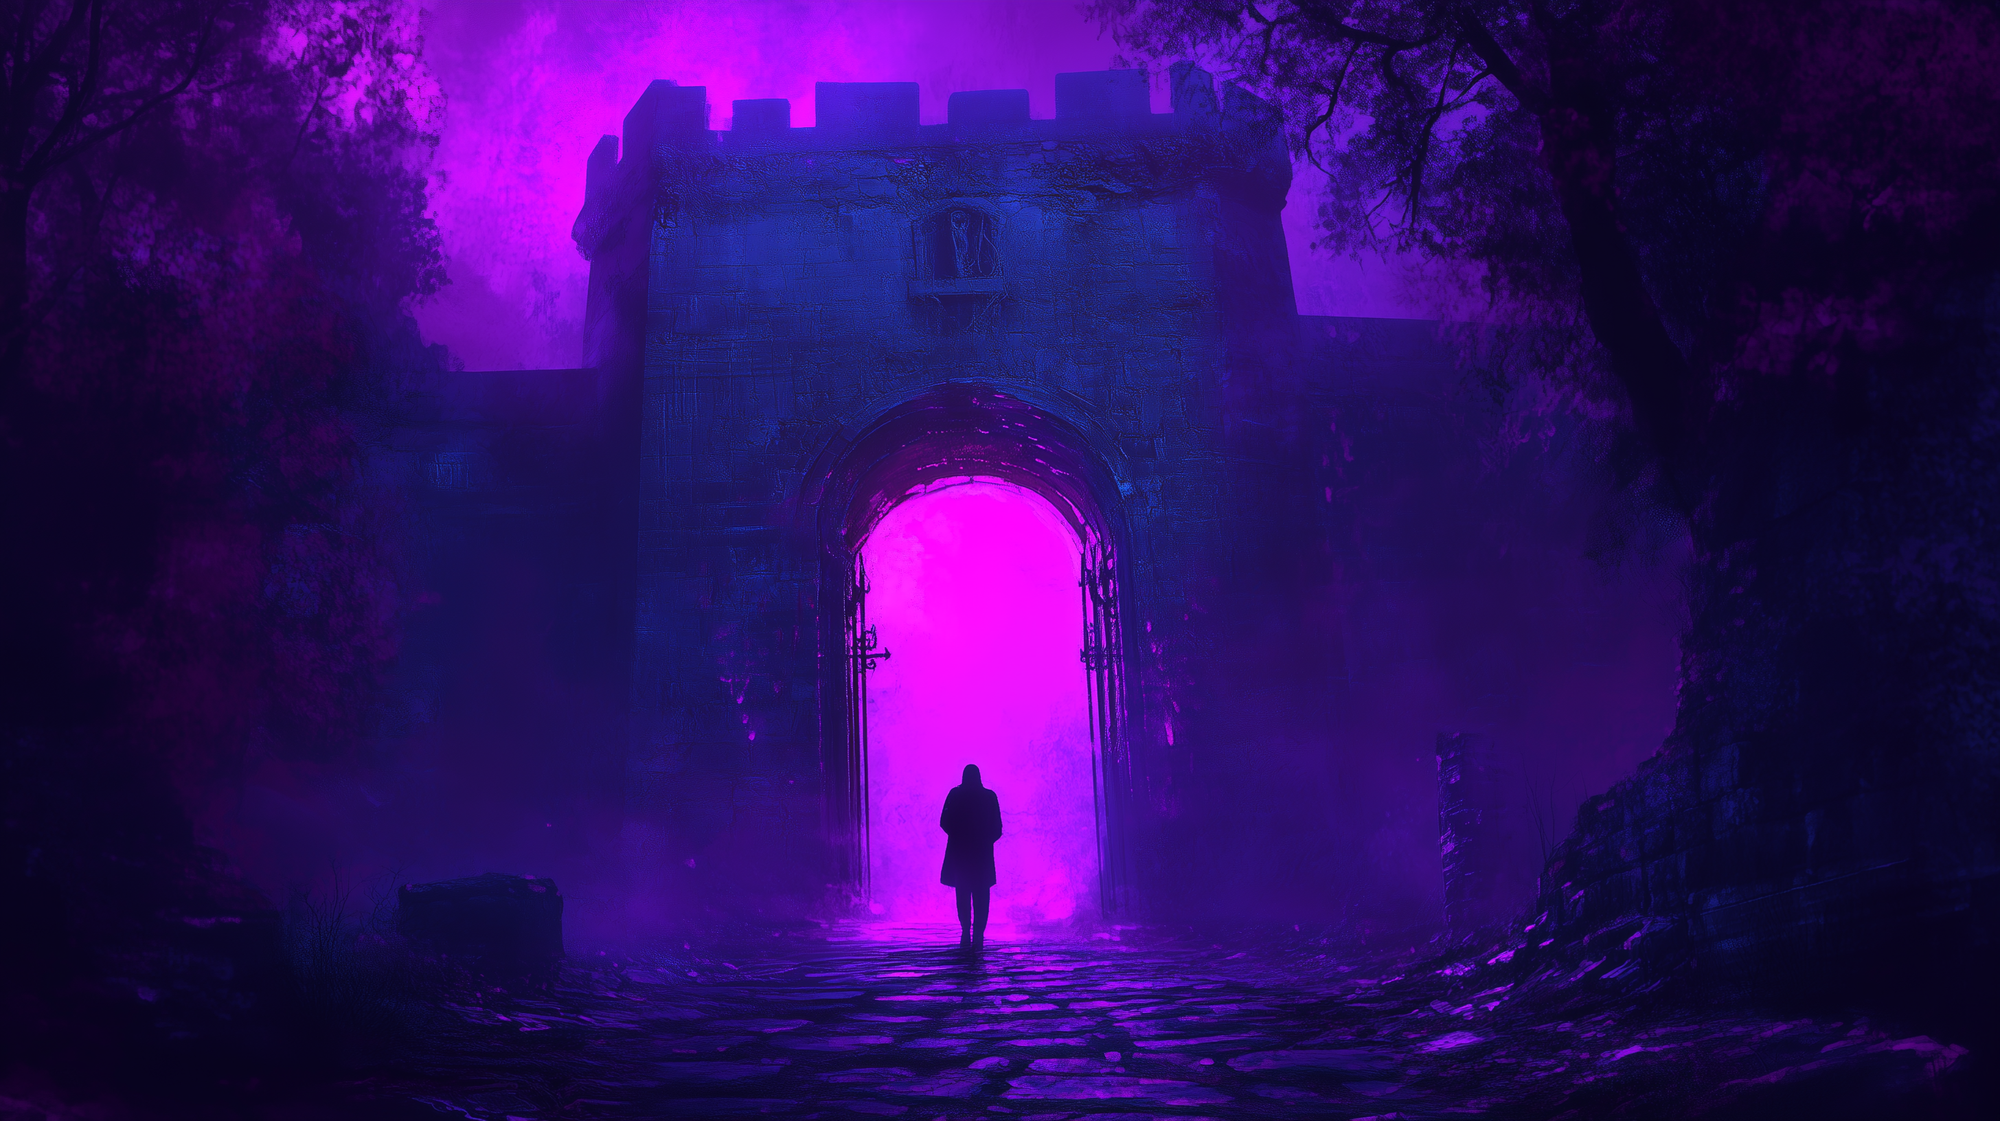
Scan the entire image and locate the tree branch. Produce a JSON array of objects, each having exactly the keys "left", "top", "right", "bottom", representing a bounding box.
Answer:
[
  {"left": 1302, "top": 39, "right": 1359, "bottom": 177},
  {"left": 1536, "top": 49, "right": 1695, "bottom": 502},
  {"left": 4, "top": 0, "right": 92, "bottom": 168},
  {"left": 1450, "top": 7, "right": 1549, "bottom": 115},
  {"left": 283, "top": 76, "right": 327, "bottom": 173},
  {"left": 24, "top": 7, "right": 217, "bottom": 183},
  {"left": 4, "top": 1, "right": 61, "bottom": 99},
  {"left": 1292, "top": 0, "right": 1441, "bottom": 51},
  {"left": 21, "top": 0, "right": 105, "bottom": 181},
  {"left": 1406, "top": 41, "right": 1462, "bottom": 222}
]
